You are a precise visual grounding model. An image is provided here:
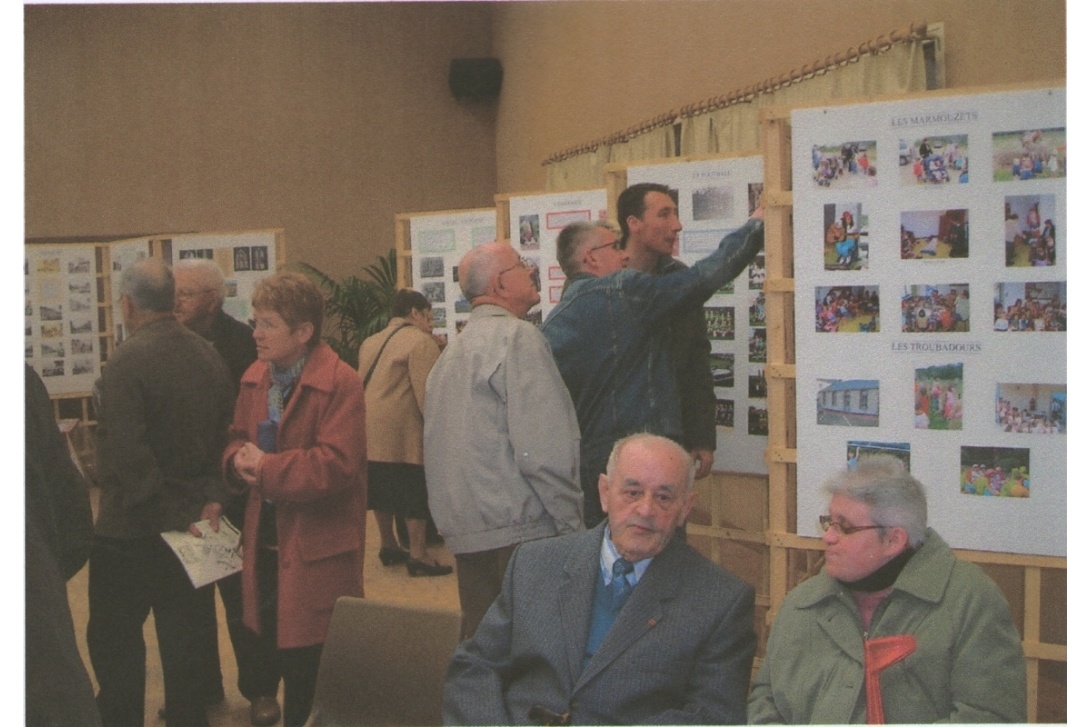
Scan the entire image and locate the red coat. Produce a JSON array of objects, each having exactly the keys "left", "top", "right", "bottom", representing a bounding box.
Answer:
[{"left": 224, "top": 342, "right": 367, "bottom": 648}]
